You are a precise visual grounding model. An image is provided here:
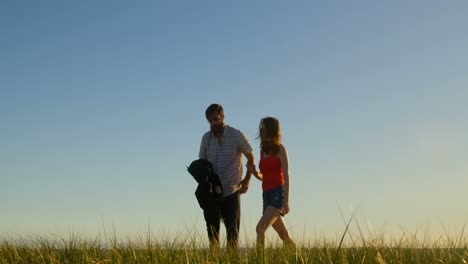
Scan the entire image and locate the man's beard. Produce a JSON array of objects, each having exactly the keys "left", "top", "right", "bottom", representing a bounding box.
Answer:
[{"left": 211, "top": 124, "right": 224, "bottom": 135}]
